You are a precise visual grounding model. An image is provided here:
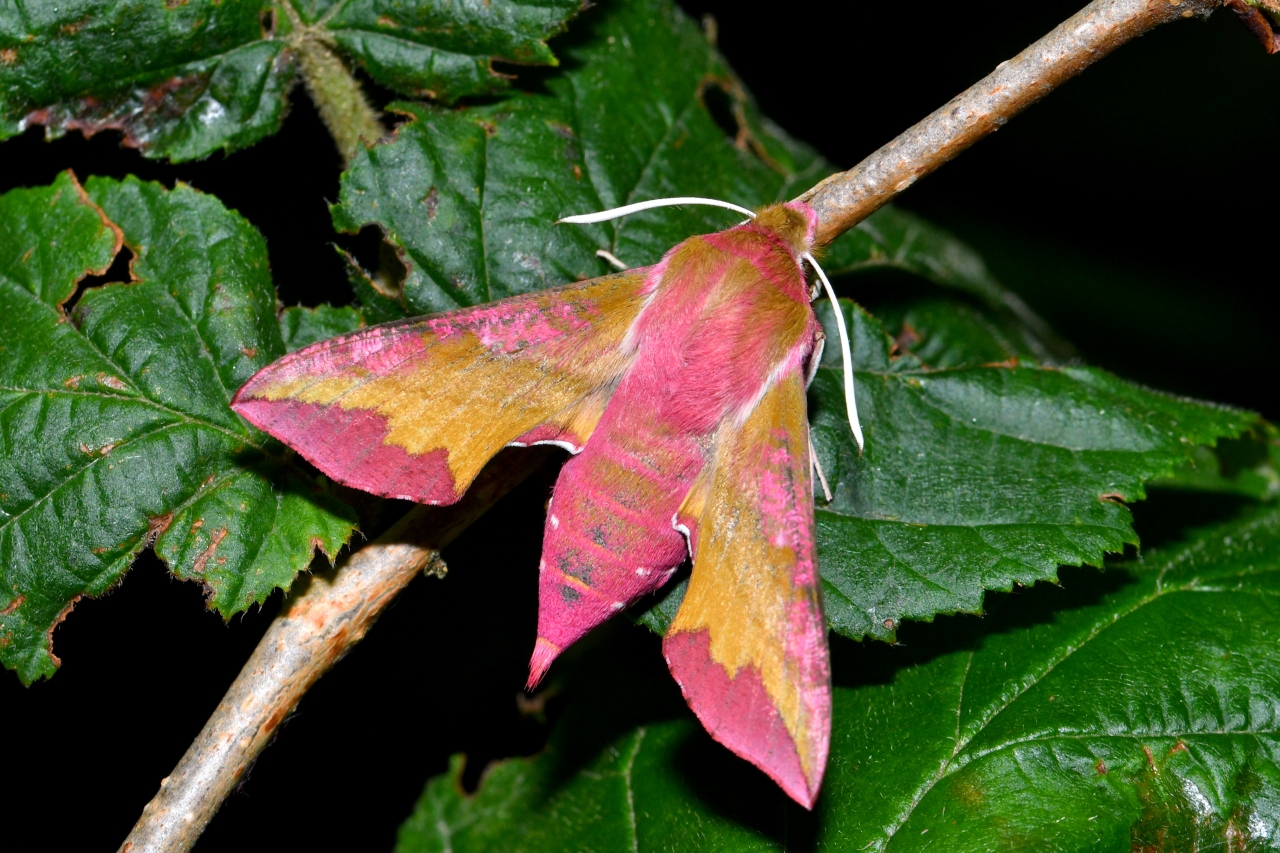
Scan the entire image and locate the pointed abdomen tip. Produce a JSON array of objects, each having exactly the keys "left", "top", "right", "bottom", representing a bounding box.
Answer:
[{"left": 526, "top": 637, "right": 561, "bottom": 690}]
